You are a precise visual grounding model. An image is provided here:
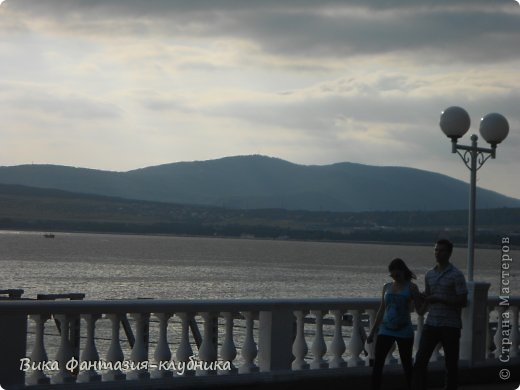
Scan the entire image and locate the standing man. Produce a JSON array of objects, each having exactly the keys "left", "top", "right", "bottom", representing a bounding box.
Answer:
[{"left": 413, "top": 239, "right": 468, "bottom": 390}]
